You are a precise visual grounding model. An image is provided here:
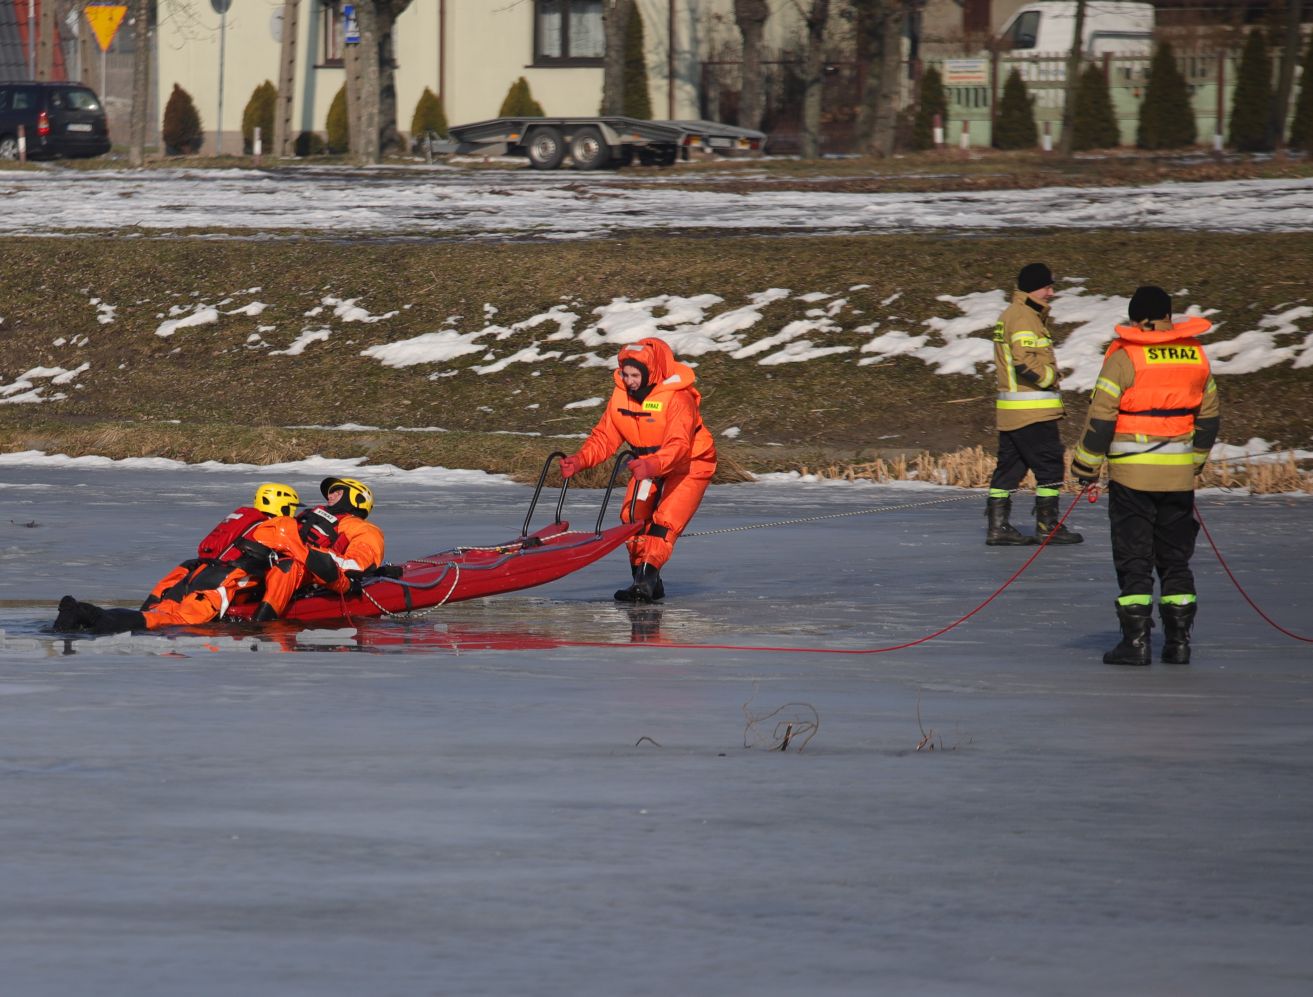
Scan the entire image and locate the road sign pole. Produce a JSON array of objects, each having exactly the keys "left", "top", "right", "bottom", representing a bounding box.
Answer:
[{"left": 217, "top": 10, "right": 228, "bottom": 155}]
